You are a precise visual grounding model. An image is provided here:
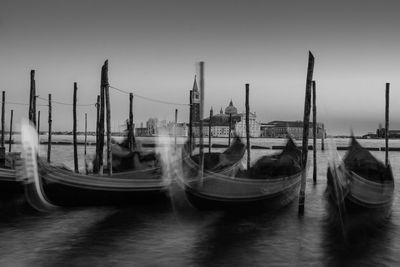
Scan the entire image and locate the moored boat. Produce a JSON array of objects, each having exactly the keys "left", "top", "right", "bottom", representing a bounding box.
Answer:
[
  {"left": 0, "top": 168, "right": 20, "bottom": 200},
  {"left": 181, "top": 136, "right": 304, "bottom": 210},
  {"left": 0, "top": 153, "right": 23, "bottom": 200},
  {"left": 326, "top": 137, "right": 394, "bottom": 233},
  {"left": 18, "top": 121, "right": 171, "bottom": 209}
]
